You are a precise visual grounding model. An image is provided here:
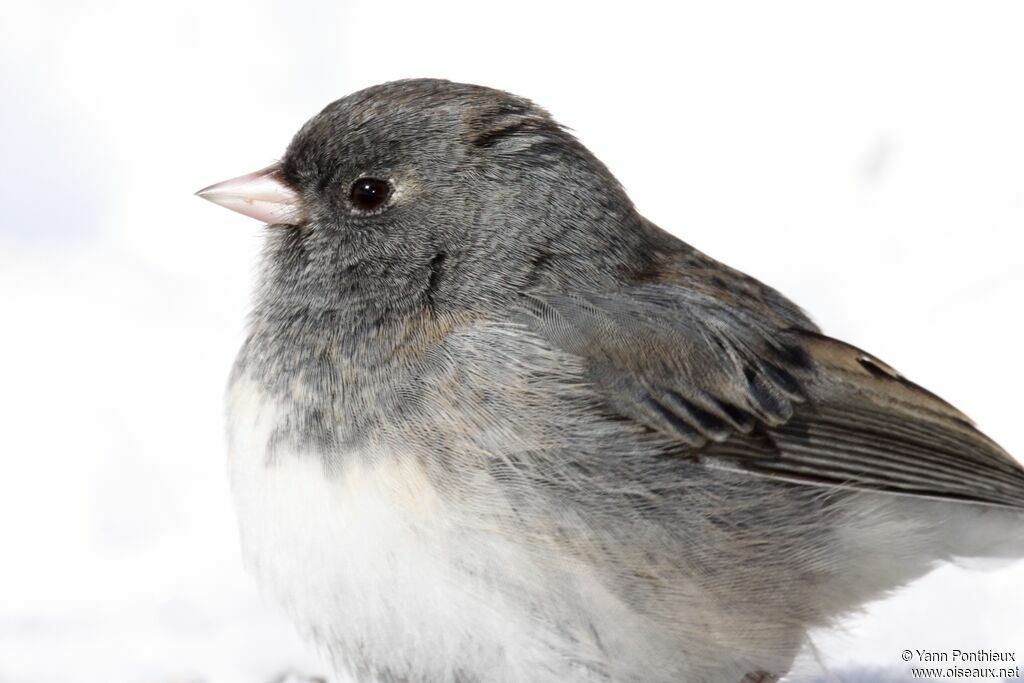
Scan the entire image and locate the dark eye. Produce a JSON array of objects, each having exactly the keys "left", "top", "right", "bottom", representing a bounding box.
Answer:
[{"left": 349, "top": 177, "right": 392, "bottom": 212}]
